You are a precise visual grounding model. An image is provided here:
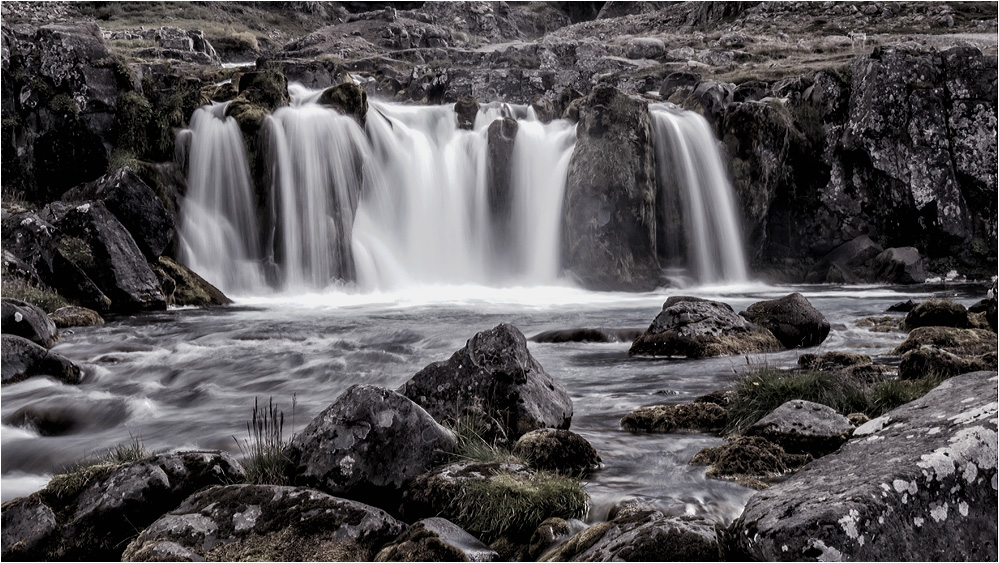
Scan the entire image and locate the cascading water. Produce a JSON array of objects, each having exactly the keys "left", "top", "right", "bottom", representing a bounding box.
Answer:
[{"left": 650, "top": 103, "right": 749, "bottom": 284}]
